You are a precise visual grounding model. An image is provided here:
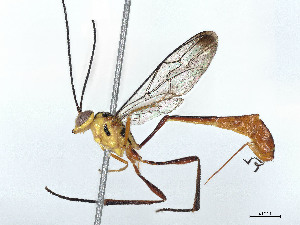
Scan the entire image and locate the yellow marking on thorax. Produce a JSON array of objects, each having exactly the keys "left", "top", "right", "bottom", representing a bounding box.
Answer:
[{"left": 90, "top": 113, "right": 139, "bottom": 156}]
